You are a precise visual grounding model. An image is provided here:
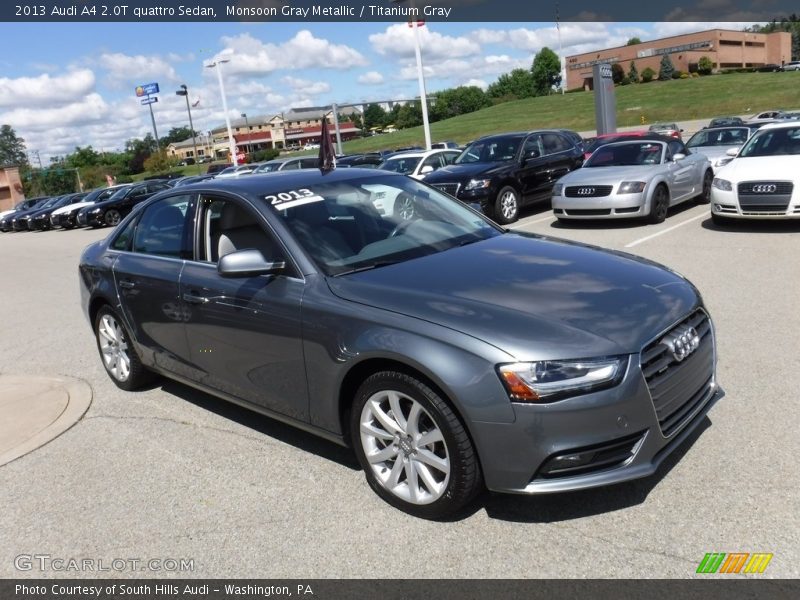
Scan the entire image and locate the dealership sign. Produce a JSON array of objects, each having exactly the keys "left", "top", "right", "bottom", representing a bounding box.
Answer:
[
  {"left": 135, "top": 83, "right": 160, "bottom": 97},
  {"left": 140, "top": 97, "right": 158, "bottom": 105}
]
